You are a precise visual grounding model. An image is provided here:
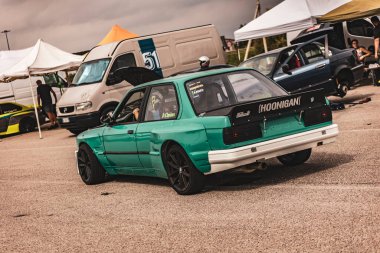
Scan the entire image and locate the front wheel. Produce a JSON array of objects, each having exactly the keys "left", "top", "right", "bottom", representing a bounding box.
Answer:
[
  {"left": 277, "top": 148, "right": 312, "bottom": 166},
  {"left": 163, "top": 144, "right": 205, "bottom": 195},
  {"left": 77, "top": 144, "right": 106, "bottom": 185}
]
